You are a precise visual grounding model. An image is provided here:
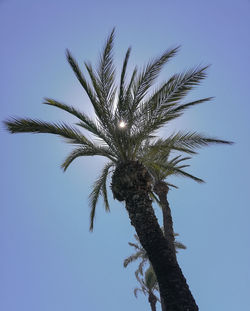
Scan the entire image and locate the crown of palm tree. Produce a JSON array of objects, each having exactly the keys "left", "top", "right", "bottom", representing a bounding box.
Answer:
[{"left": 4, "top": 28, "right": 232, "bottom": 230}]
